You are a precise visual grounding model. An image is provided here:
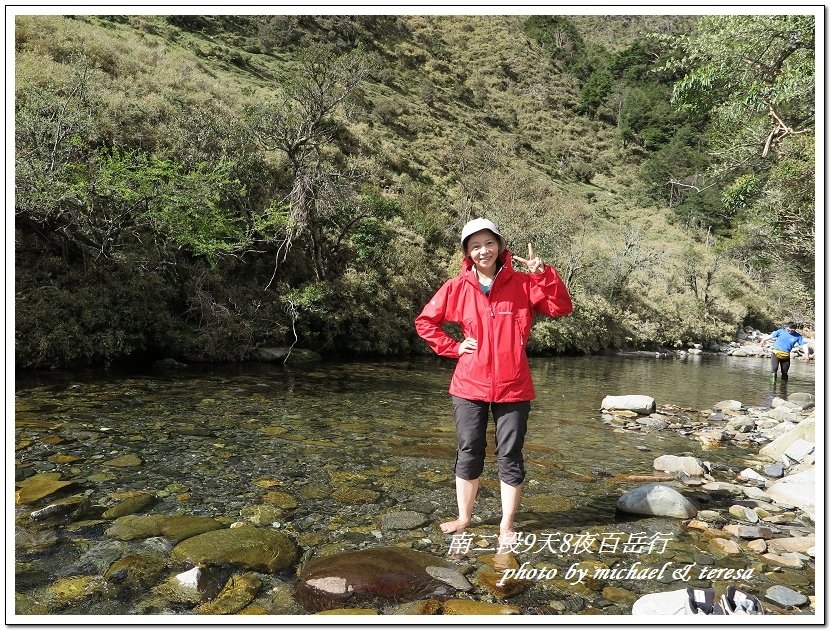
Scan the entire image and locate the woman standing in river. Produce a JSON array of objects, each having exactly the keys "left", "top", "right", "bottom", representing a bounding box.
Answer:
[{"left": 415, "top": 218, "right": 573, "bottom": 547}]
